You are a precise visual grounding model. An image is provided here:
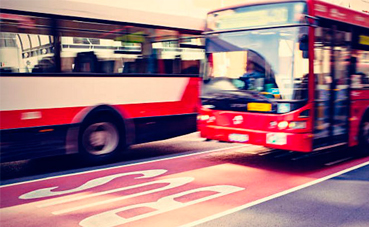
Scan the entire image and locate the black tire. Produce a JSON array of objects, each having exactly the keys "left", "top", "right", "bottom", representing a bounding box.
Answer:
[
  {"left": 357, "top": 113, "right": 369, "bottom": 157},
  {"left": 79, "top": 113, "right": 124, "bottom": 163}
]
